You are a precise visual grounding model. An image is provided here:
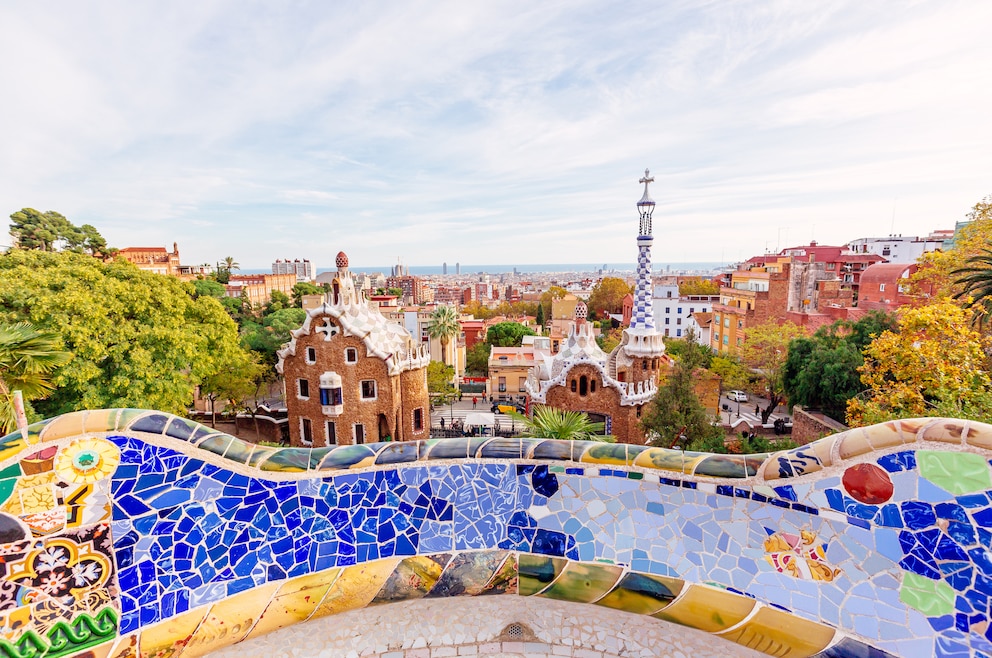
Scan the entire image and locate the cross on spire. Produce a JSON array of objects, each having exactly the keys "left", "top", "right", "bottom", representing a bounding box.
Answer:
[{"left": 639, "top": 168, "right": 654, "bottom": 189}]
